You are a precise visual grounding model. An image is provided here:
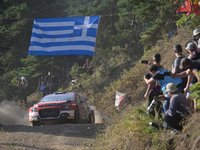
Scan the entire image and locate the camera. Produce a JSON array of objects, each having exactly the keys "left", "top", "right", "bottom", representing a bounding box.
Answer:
[
  {"left": 163, "top": 71, "right": 171, "bottom": 76},
  {"left": 144, "top": 73, "right": 152, "bottom": 79},
  {"left": 141, "top": 60, "right": 149, "bottom": 64},
  {"left": 147, "top": 99, "right": 157, "bottom": 112}
]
